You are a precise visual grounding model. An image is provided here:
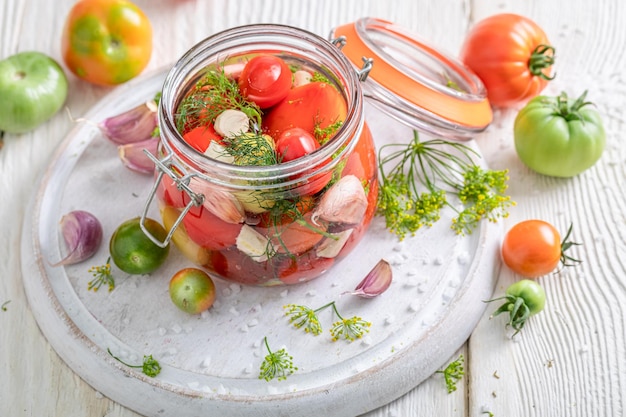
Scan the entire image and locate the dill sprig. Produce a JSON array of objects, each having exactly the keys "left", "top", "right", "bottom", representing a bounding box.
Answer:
[
  {"left": 259, "top": 337, "right": 297, "bottom": 381},
  {"left": 175, "top": 68, "right": 262, "bottom": 133},
  {"left": 87, "top": 257, "right": 115, "bottom": 292},
  {"left": 377, "top": 130, "right": 514, "bottom": 239},
  {"left": 436, "top": 354, "right": 465, "bottom": 393},
  {"left": 107, "top": 348, "right": 162, "bottom": 378},
  {"left": 222, "top": 132, "right": 278, "bottom": 166}
]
